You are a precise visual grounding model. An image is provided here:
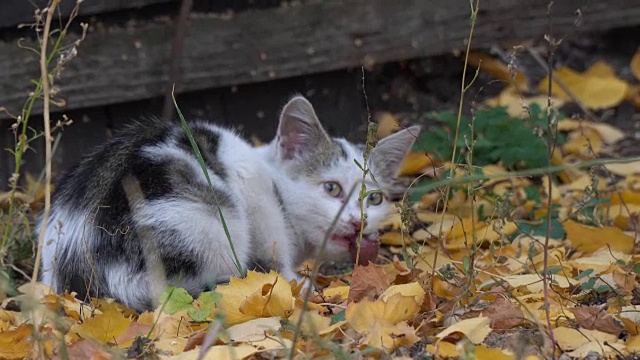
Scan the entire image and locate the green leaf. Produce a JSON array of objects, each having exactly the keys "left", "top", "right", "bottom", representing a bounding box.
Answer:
[
  {"left": 575, "top": 269, "right": 594, "bottom": 280},
  {"left": 581, "top": 277, "right": 596, "bottom": 291},
  {"left": 524, "top": 186, "right": 542, "bottom": 203},
  {"left": 515, "top": 217, "right": 565, "bottom": 239},
  {"left": 547, "top": 267, "right": 562, "bottom": 275},
  {"left": 159, "top": 286, "right": 193, "bottom": 315},
  {"left": 330, "top": 311, "right": 346, "bottom": 325},
  {"left": 462, "top": 256, "right": 471, "bottom": 273},
  {"left": 187, "top": 291, "right": 220, "bottom": 321}
]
